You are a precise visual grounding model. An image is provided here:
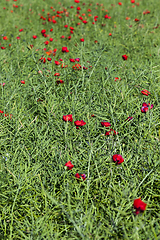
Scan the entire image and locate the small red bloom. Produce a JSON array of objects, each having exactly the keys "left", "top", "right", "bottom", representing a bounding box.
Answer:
[
  {"left": 47, "top": 57, "right": 52, "bottom": 61},
  {"left": 125, "top": 116, "right": 133, "bottom": 121},
  {"left": 44, "top": 41, "right": 49, "bottom": 45},
  {"left": 54, "top": 73, "right": 60, "bottom": 76},
  {"left": 141, "top": 89, "right": 150, "bottom": 96},
  {"left": 55, "top": 61, "right": 61, "bottom": 65},
  {"left": 3, "top": 36, "right": 8, "bottom": 40},
  {"left": 135, "top": 18, "right": 139, "bottom": 22},
  {"left": 109, "top": 33, "right": 112, "bottom": 36},
  {"left": 70, "top": 58, "right": 75, "bottom": 62},
  {"left": 16, "top": 36, "right": 20, "bottom": 40},
  {"left": 122, "top": 54, "right": 128, "bottom": 60},
  {"left": 49, "top": 38, "right": 53, "bottom": 42},
  {"left": 83, "top": 20, "right": 88, "bottom": 24},
  {"left": 80, "top": 38, "right": 84, "bottom": 42},
  {"left": 101, "top": 121, "right": 111, "bottom": 127},
  {"left": 19, "top": 29, "right": 23, "bottom": 32},
  {"left": 62, "top": 114, "right": 73, "bottom": 122},
  {"left": 41, "top": 29, "right": 46, "bottom": 34},
  {"left": 33, "top": 35, "right": 37, "bottom": 39},
  {"left": 118, "top": 2, "right": 122, "bottom": 5},
  {"left": 1, "top": 47, "right": 6, "bottom": 49},
  {"left": 131, "top": 0, "right": 135, "bottom": 3},
  {"left": 141, "top": 102, "right": 153, "bottom": 113},
  {"left": 56, "top": 79, "right": 64, "bottom": 84},
  {"left": 112, "top": 154, "right": 124, "bottom": 165},
  {"left": 133, "top": 198, "right": 147, "bottom": 215},
  {"left": 65, "top": 161, "right": 74, "bottom": 170},
  {"left": 114, "top": 77, "right": 121, "bottom": 81},
  {"left": 74, "top": 120, "right": 86, "bottom": 129},
  {"left": 105, "top": 128, "right": 118, "bottom": 135},
  {"left": 64, "top": 24, "right": 68, "bottom": 28},
  {"left": 62, "top": 46, "right": 69, "bottom": 52},
  {"left": 0, "top": 110, "right": 4, "bottom": 113},
  {"left": 20, "top": 80, "right": 25, "bottom": 84},
  {"left": 75, "top": 173, "right": 86, "bottom": 180}
]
